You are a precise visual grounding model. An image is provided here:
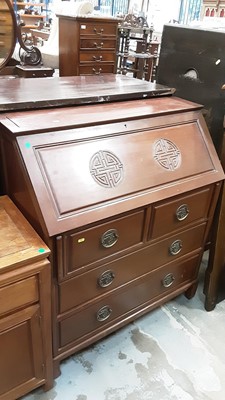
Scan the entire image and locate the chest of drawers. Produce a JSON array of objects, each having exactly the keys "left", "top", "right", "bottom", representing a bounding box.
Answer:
[
  {"left": 0, "top": 75, "right": 224, "bottom": 377},
  {"left": 58, "top": 15, "right": 121, "bottom": 77},
  {"left": 0, "top": 196, "right": 53, "bottom": 399}
]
